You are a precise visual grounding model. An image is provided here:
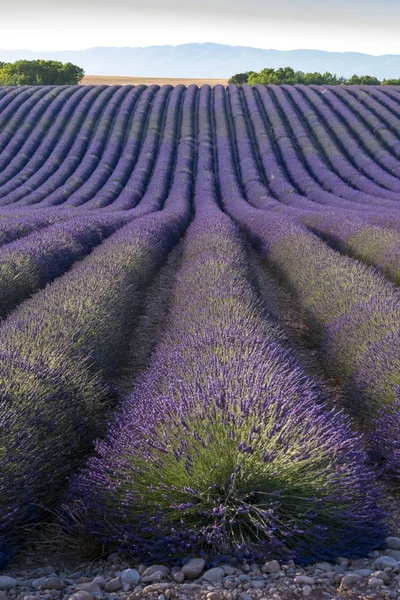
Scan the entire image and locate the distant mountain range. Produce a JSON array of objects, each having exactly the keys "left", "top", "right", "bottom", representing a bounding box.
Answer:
[{"left": 1, "top": 43, "right": 400, "bottom": 80}]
